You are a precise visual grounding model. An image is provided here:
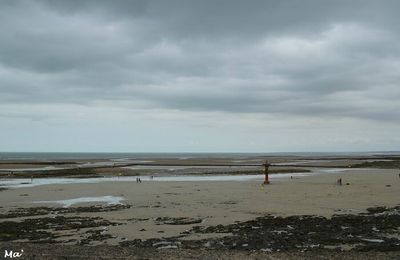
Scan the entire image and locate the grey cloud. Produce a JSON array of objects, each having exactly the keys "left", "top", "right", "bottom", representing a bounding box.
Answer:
[{"left": 0, "top": 0, "right": 400, "bottom": 122}]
